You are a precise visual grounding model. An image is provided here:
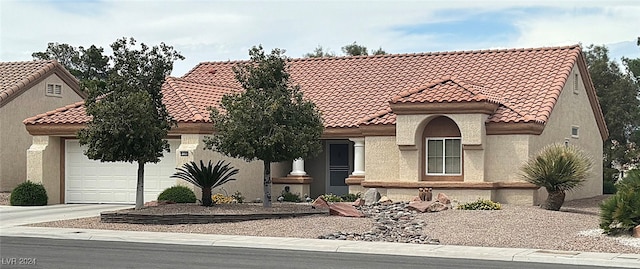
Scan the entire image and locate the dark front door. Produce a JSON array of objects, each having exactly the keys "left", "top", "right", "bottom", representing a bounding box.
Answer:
[{"left": 326, "top": 142, "right": 351, "bottom": 195}]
